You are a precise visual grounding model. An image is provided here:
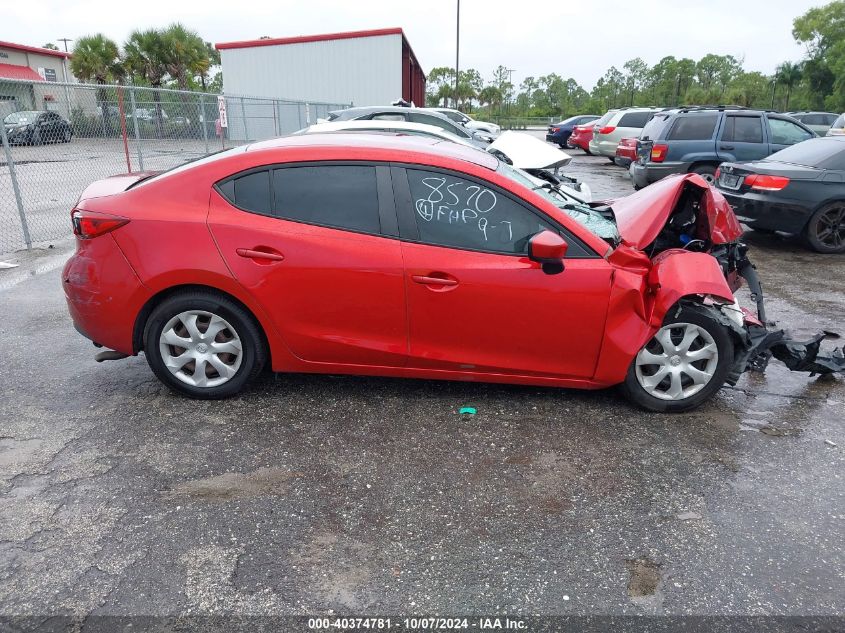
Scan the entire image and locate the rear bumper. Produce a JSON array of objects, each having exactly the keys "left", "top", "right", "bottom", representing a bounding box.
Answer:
[
  {"left": 546, "top": 131, "right": 570, "bottom": 144},
  {"left": 717, "top": 190, "right": 813, "bottom": 234},
  {"left": 592, "top": 138, "right": 619, "bottom": 157},
  {"left": 63, "top": 234, "right": 151, "bottom": 354},
  {"left": 629, "top": 161, "right": 688, "bottom": 188}
]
